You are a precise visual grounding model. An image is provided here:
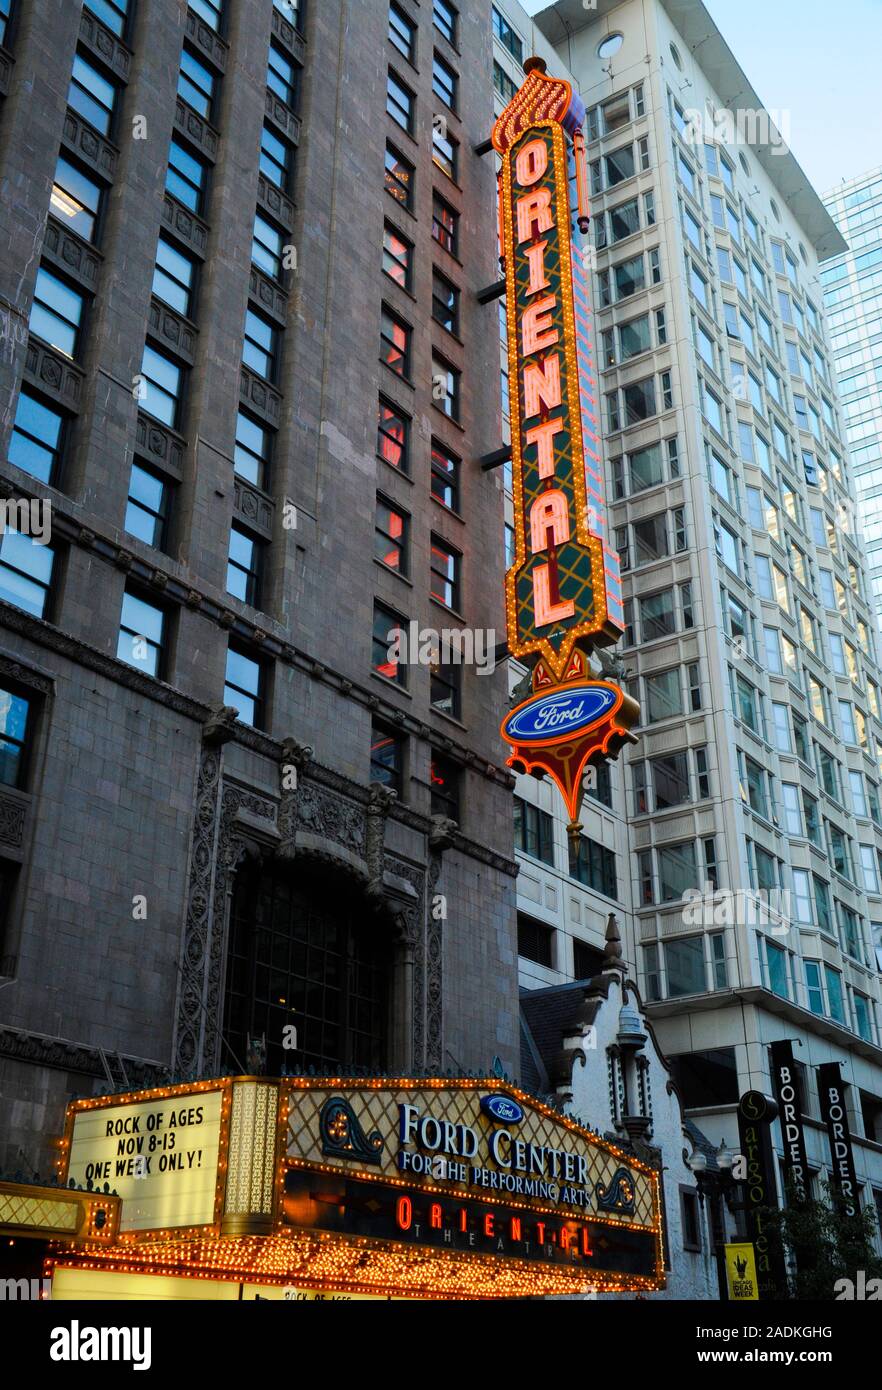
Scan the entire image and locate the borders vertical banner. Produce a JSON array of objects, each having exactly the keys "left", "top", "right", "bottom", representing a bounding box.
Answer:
[
  {"left": 769, "top": 1041, "right": 809, "bottom": 1204},
  {"left": 818, "top": 1062, "right": 859, "bottom": 1217}
]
